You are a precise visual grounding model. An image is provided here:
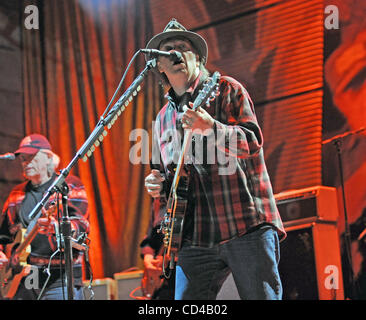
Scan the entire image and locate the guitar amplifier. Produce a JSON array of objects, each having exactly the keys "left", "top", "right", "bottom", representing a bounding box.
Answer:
[
  {"left": 279, "top": 222, "right": 344, "bottom": 300},
  {"left": 275, "top": 186, "right": 339, "bottom": 227},
  {"left": 83, "top": 277, "right": 116, "bottom": 300},
  {"left": 113, "top": 269, "right": 144, "bottom": 300}
]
